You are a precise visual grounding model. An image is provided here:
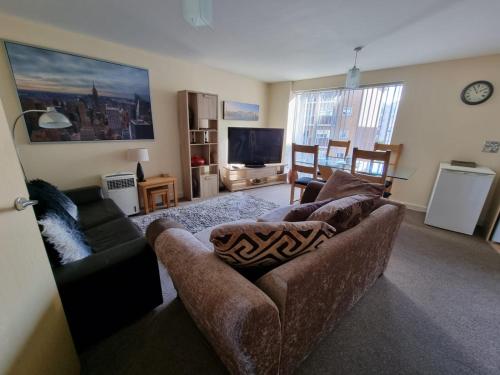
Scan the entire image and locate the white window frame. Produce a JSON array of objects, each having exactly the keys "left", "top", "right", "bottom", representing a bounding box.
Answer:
[{"left": 288, "top": 82, "right": 404, "bottom": 159}]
